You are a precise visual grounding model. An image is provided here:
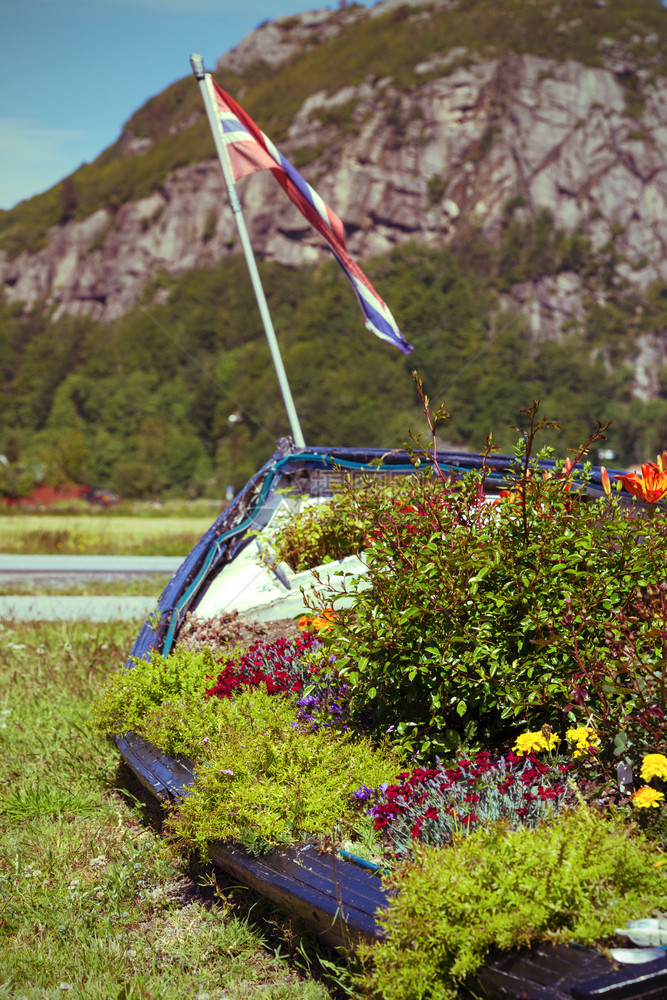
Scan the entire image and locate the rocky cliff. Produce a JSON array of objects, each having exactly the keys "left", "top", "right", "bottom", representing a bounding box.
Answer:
[{"left": 1, "top": 0, "right": 665, "bottom": 342}]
